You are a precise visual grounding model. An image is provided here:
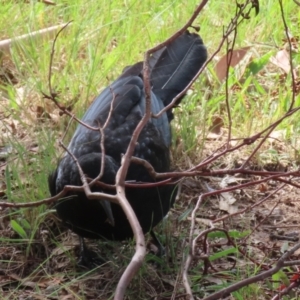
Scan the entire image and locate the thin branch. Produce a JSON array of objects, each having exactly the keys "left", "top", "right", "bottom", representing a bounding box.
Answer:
[
  {"left": 182, "top": 194, "right": 205, "bottom": 298},
  {"left": 278, "top": 0, "right": 296, "bottom": 110},
  {"left": 224, "top": 5, "right": 239, "bottom": 145},
  {"left": 114, "top": 1, "right": 209, "bottom": 298},
  {"left": 88, "top": 90, "right": 118, "bottom": 188},
  {"left": 47, "top": 22, "right": 72, "bottom": 96},
  {"left": 59, "top": 142, "right": 118, "bottom": 204}
]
